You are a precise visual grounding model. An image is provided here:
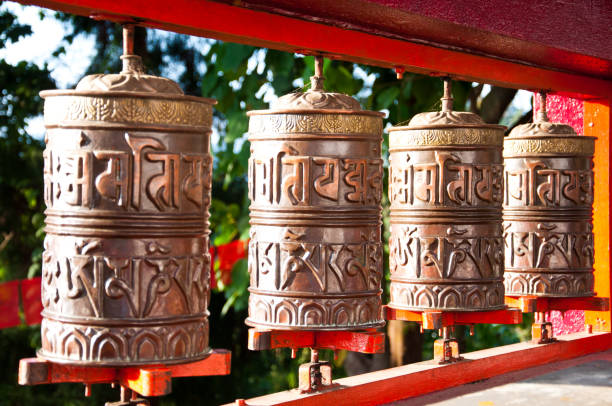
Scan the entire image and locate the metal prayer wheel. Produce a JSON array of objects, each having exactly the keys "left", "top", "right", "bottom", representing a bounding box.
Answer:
[
  {"left": 388, "top": 79, "right": 506, "bottom": 311},
  {"left": 246, "top": 57, "right": 385, "bottom": 330},
  {"left": 503, "top": 93, "right": 595, "bottom": 297},
  {"left": 38, "top": 27, "right": 215, "bottom": 365}
]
